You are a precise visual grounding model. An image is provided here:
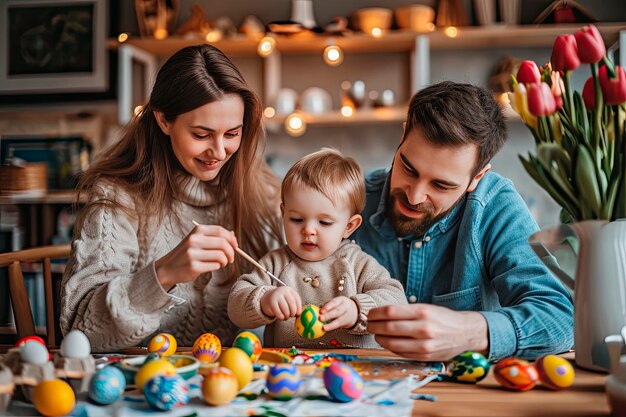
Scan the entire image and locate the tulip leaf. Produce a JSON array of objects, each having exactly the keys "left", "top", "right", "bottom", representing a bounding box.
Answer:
[{"left": 574, "top": 145, "right": 603, "bottom": 218}]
